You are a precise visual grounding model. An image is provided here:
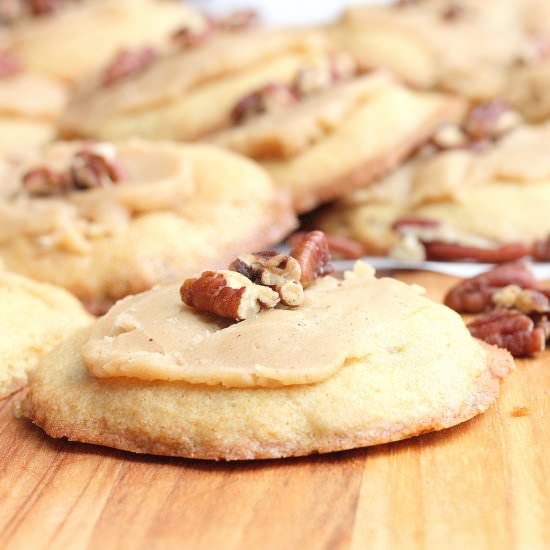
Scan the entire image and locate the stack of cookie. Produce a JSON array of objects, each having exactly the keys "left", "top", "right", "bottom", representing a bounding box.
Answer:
[{"left": 2, "top": 0, "right": 545, "bottom": 460}]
